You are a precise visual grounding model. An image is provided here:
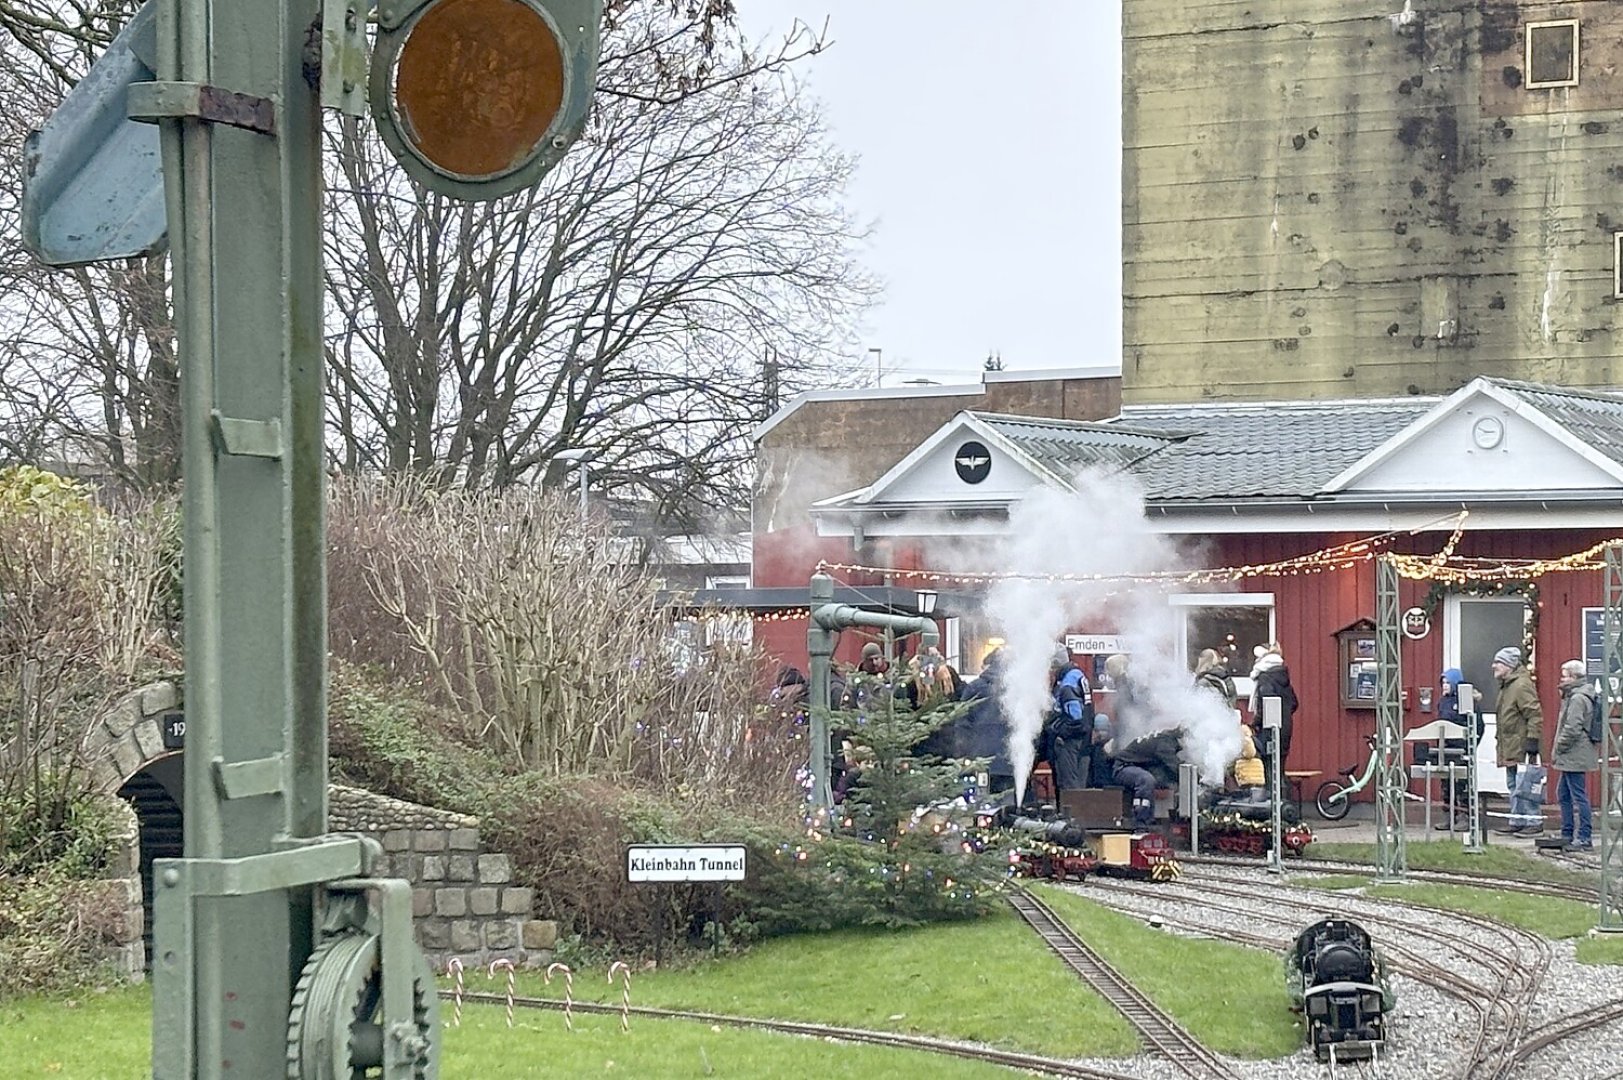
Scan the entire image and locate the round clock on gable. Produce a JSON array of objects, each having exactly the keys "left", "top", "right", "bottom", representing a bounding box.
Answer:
[{"left": 1471, "top": 415, "right": 1504, "bottom": 450}]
